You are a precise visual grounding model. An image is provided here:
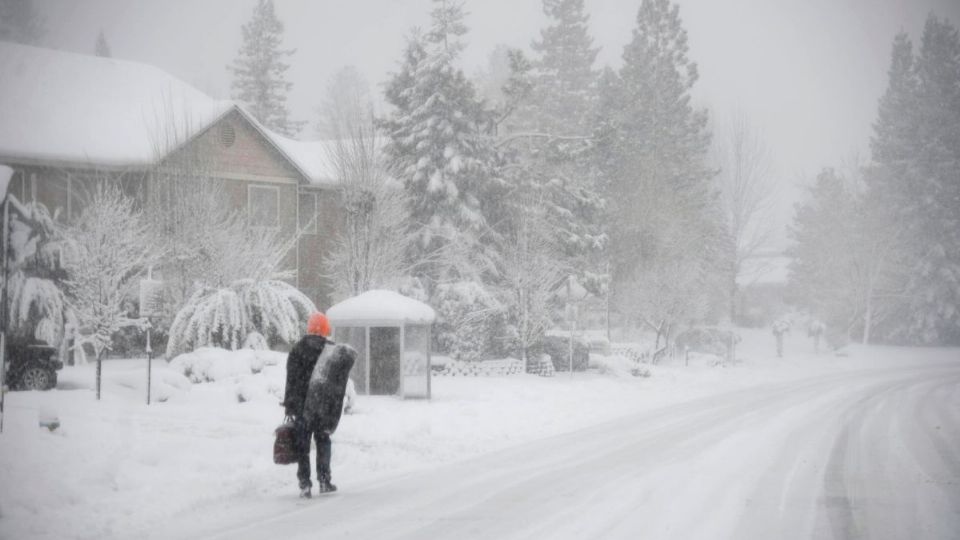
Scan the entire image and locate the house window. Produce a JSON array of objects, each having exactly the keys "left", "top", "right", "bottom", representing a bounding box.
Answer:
[
  {"left": 248, "top": 185, "right": 279, "bottom": 228},
  {"left": 298, "top": 192, "right": 317, "bottom": 234}
]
